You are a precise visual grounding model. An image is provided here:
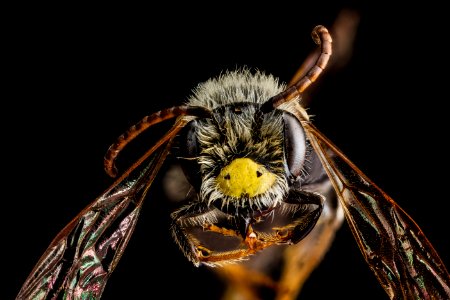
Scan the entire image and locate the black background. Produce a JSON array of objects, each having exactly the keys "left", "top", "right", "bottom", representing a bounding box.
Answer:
[{"left": 5, "top": 2, "right": 449, "bottom": 299}]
